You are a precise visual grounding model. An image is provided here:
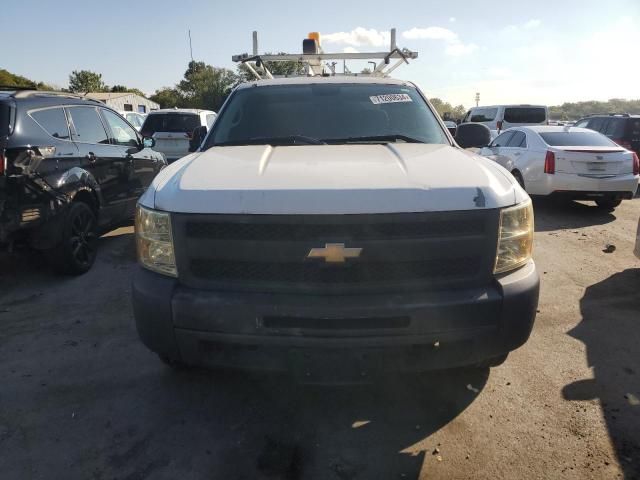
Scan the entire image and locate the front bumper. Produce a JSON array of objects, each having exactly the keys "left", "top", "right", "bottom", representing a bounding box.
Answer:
[{"left": 132, "top": 260, "right": 539, "bottom": 375}]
